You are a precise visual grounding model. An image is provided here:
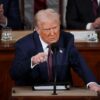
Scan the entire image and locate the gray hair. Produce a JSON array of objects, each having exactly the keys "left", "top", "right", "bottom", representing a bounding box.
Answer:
[{"left": 34, "top": 8, "right": 60, "bottom": 27}]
